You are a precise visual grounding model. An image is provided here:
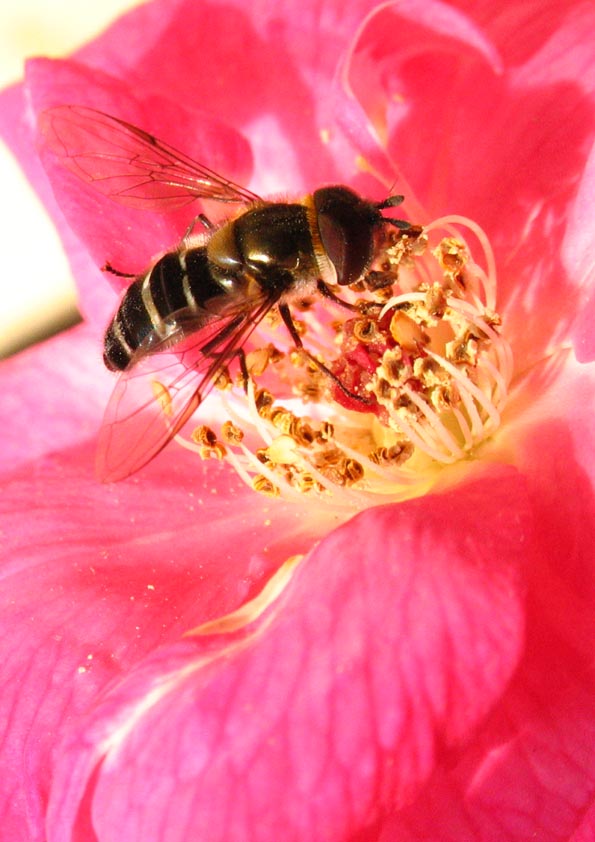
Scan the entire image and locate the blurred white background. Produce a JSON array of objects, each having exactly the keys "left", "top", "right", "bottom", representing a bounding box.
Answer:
[{"left": 0, "top": 0, "right": 141, "bottom": 359}]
